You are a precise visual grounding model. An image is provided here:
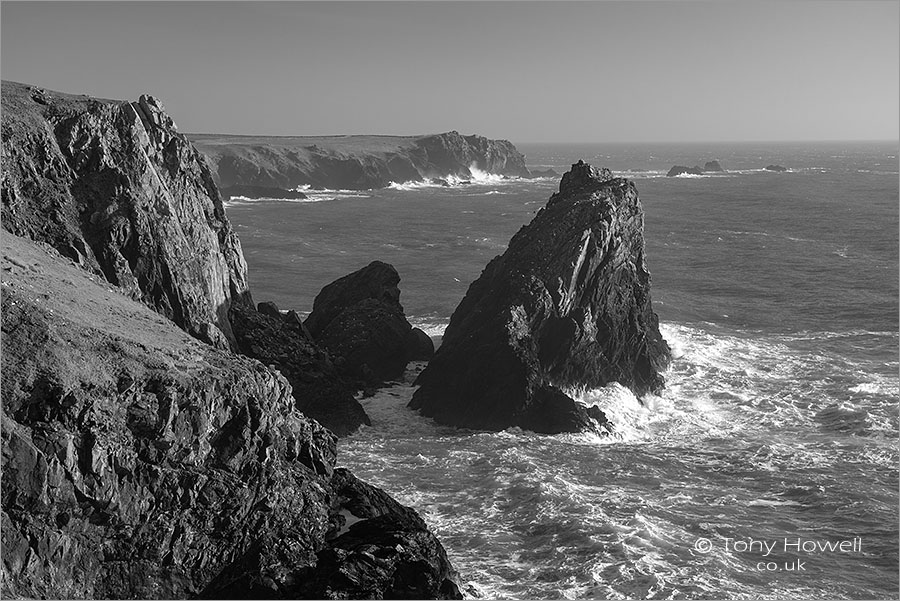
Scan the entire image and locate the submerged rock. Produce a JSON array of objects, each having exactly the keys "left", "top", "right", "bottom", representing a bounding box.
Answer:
[
  {"left": 764, "top": 164, "right": 788, "bottom": 172},
  {"left": 409, "top": 160, "right": 671, "bottom": 434},
  {"left": 304, "top": 261, "right": 422, "bottom": 385}
]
